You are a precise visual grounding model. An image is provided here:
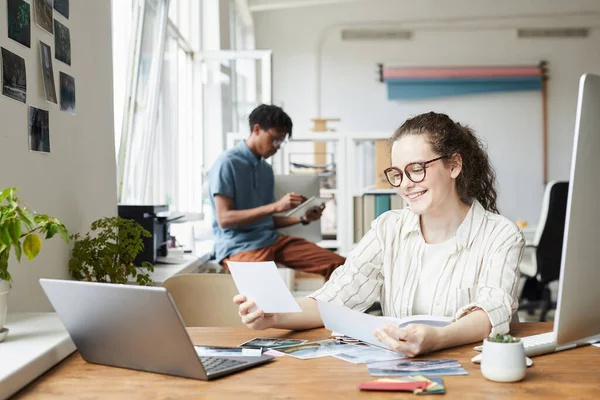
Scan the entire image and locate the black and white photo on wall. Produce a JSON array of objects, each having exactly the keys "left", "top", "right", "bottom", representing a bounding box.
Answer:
[
  {"left": 54, "top": 19, "right": 71, "bottom": 65},
  {"left": 54, "top": 0, "right": 68, "bottom": 19},
  {"left": 59, "top": 71, "right": 75, "bottom": 115},
  {"left": 1, "top": 47, "right": 26, "bottom": 103},
  {"left": 33, "top": 0, "right": 53, "bottom": 34},
  {"left": 28, "top": 106, "right": 50, "bottom": 153},
  {"left": 7, "top": 0, "right": 31, "bottom": 48},
  {"left": 39, "top": 41, "right": 57, "bottom": 103}
]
